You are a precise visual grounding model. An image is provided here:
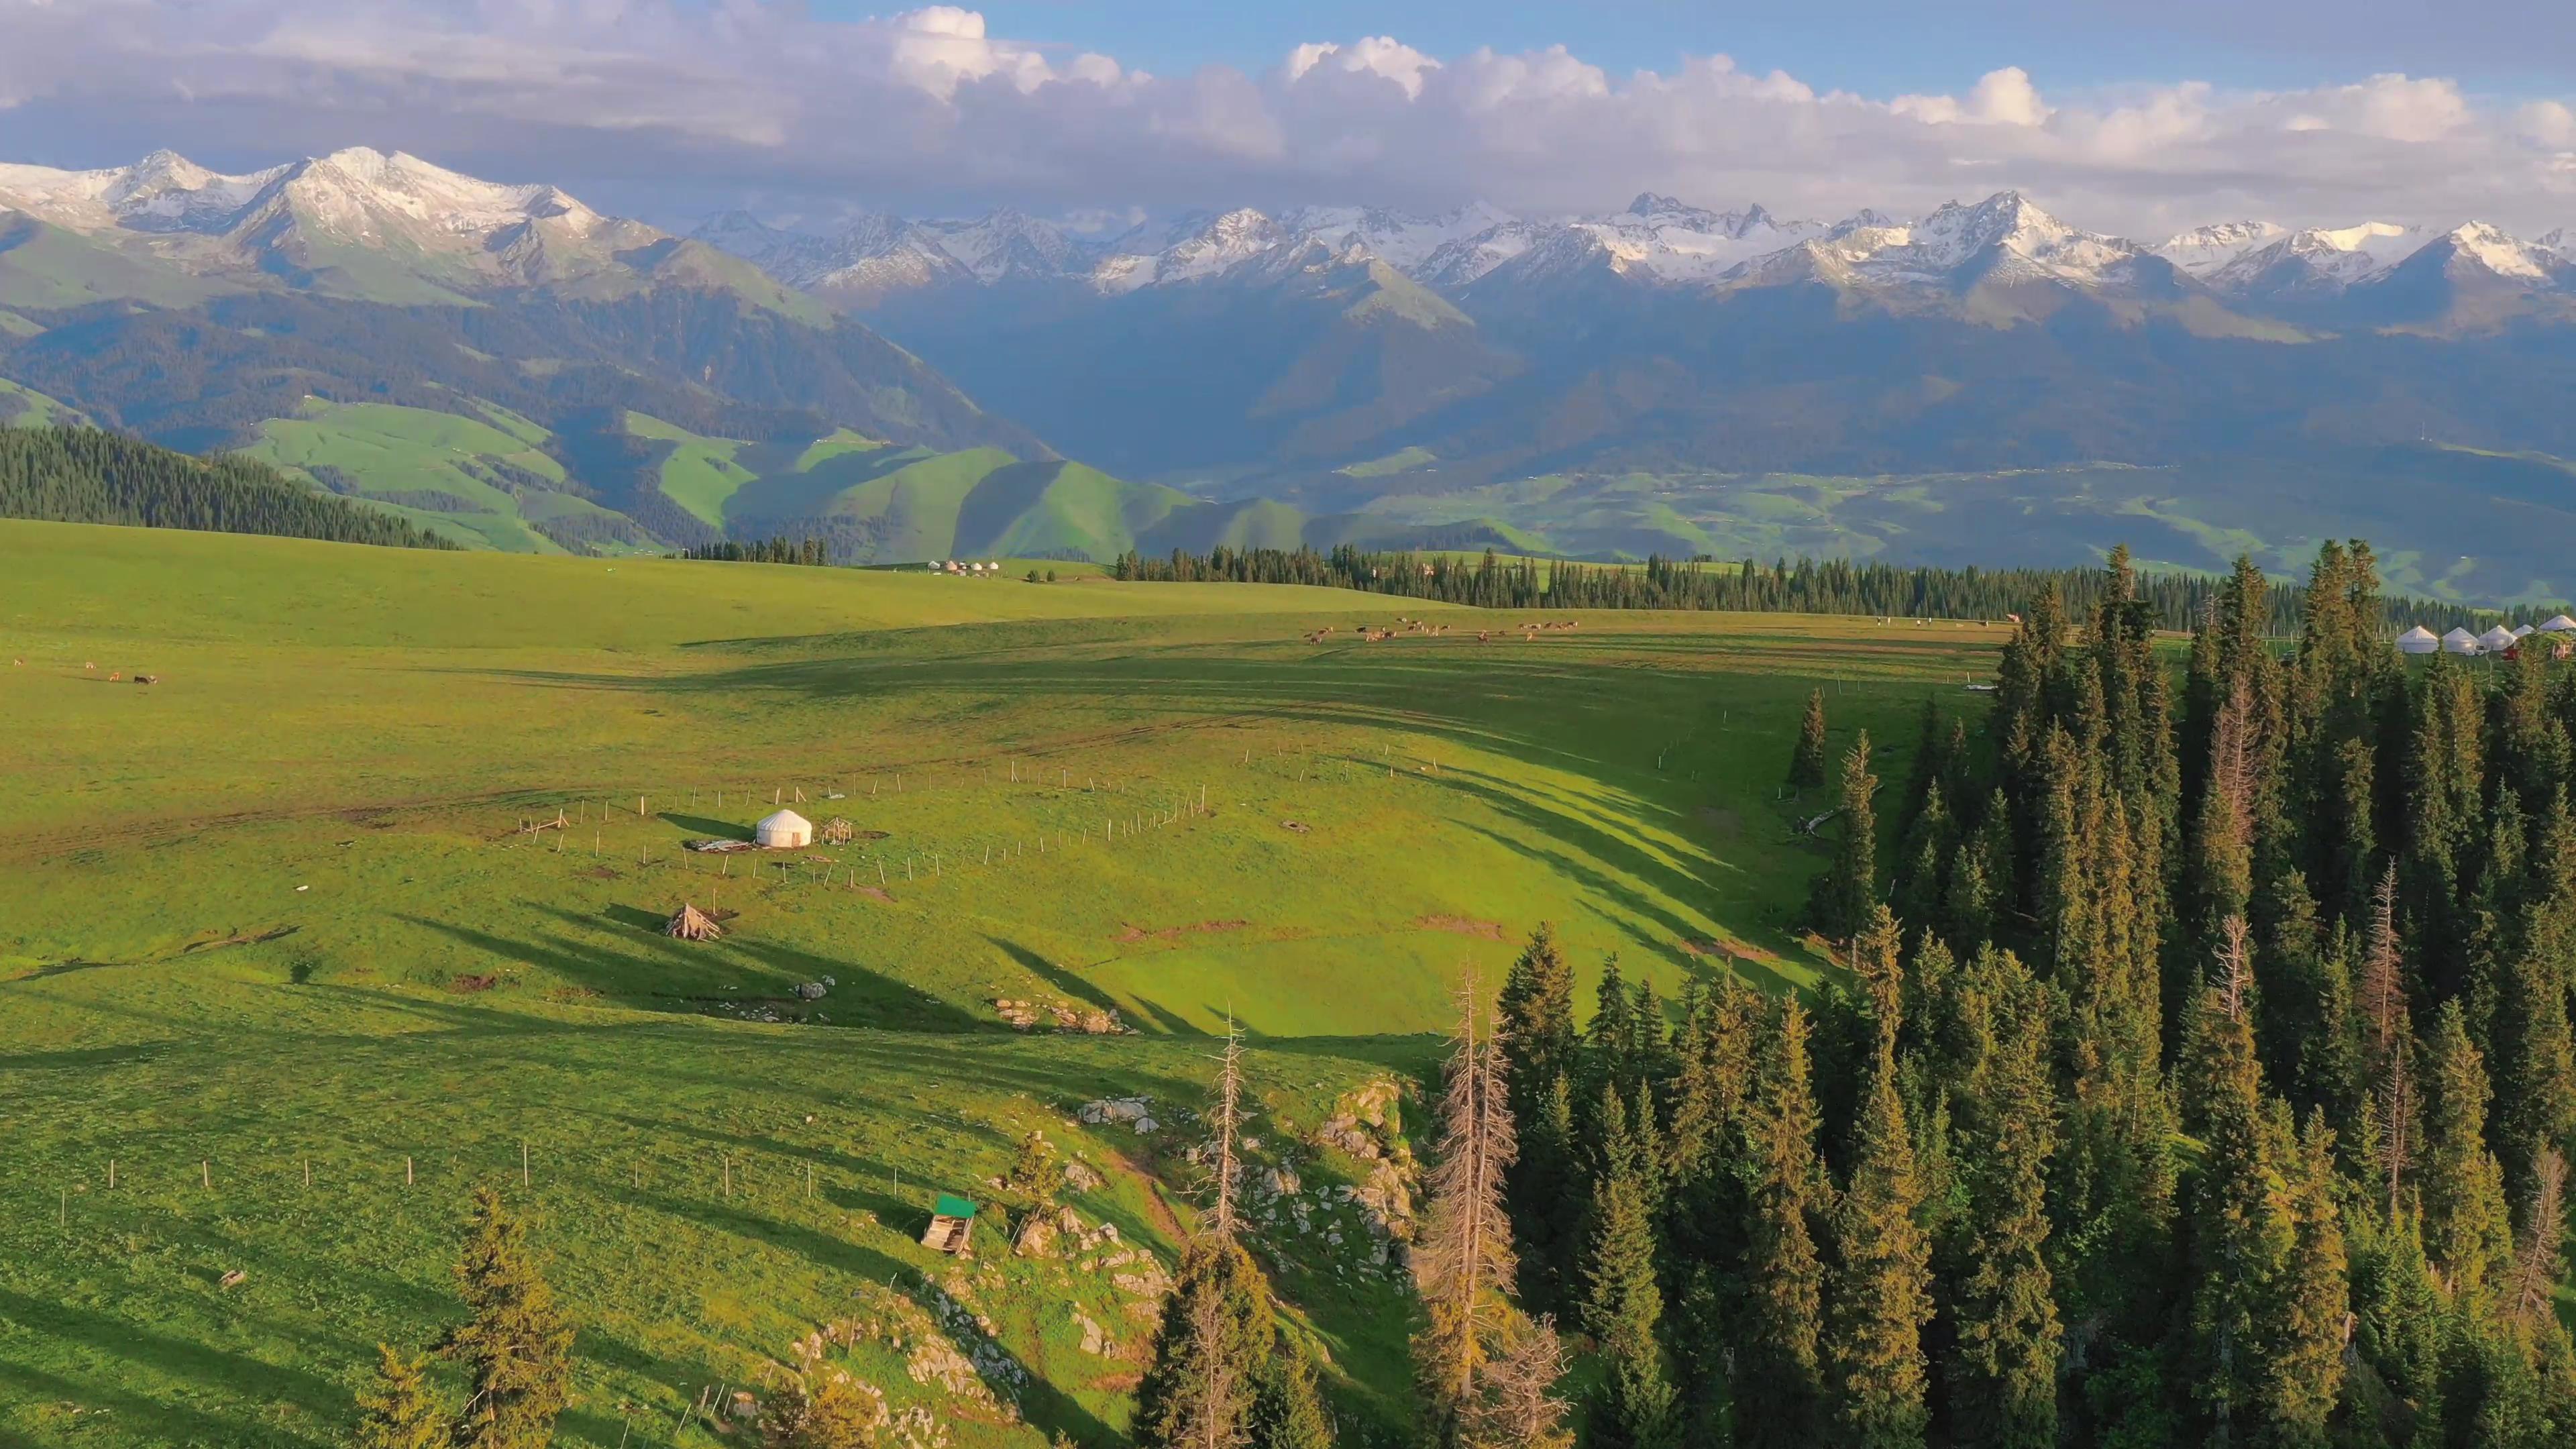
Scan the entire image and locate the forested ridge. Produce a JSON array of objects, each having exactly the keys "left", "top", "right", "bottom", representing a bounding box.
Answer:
[
  {"left": 0, "top": 427, "right": 451, "bottom": 549},
  {"left": 1114, "top": 544, "right": 2521, "bottom": 633}
]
